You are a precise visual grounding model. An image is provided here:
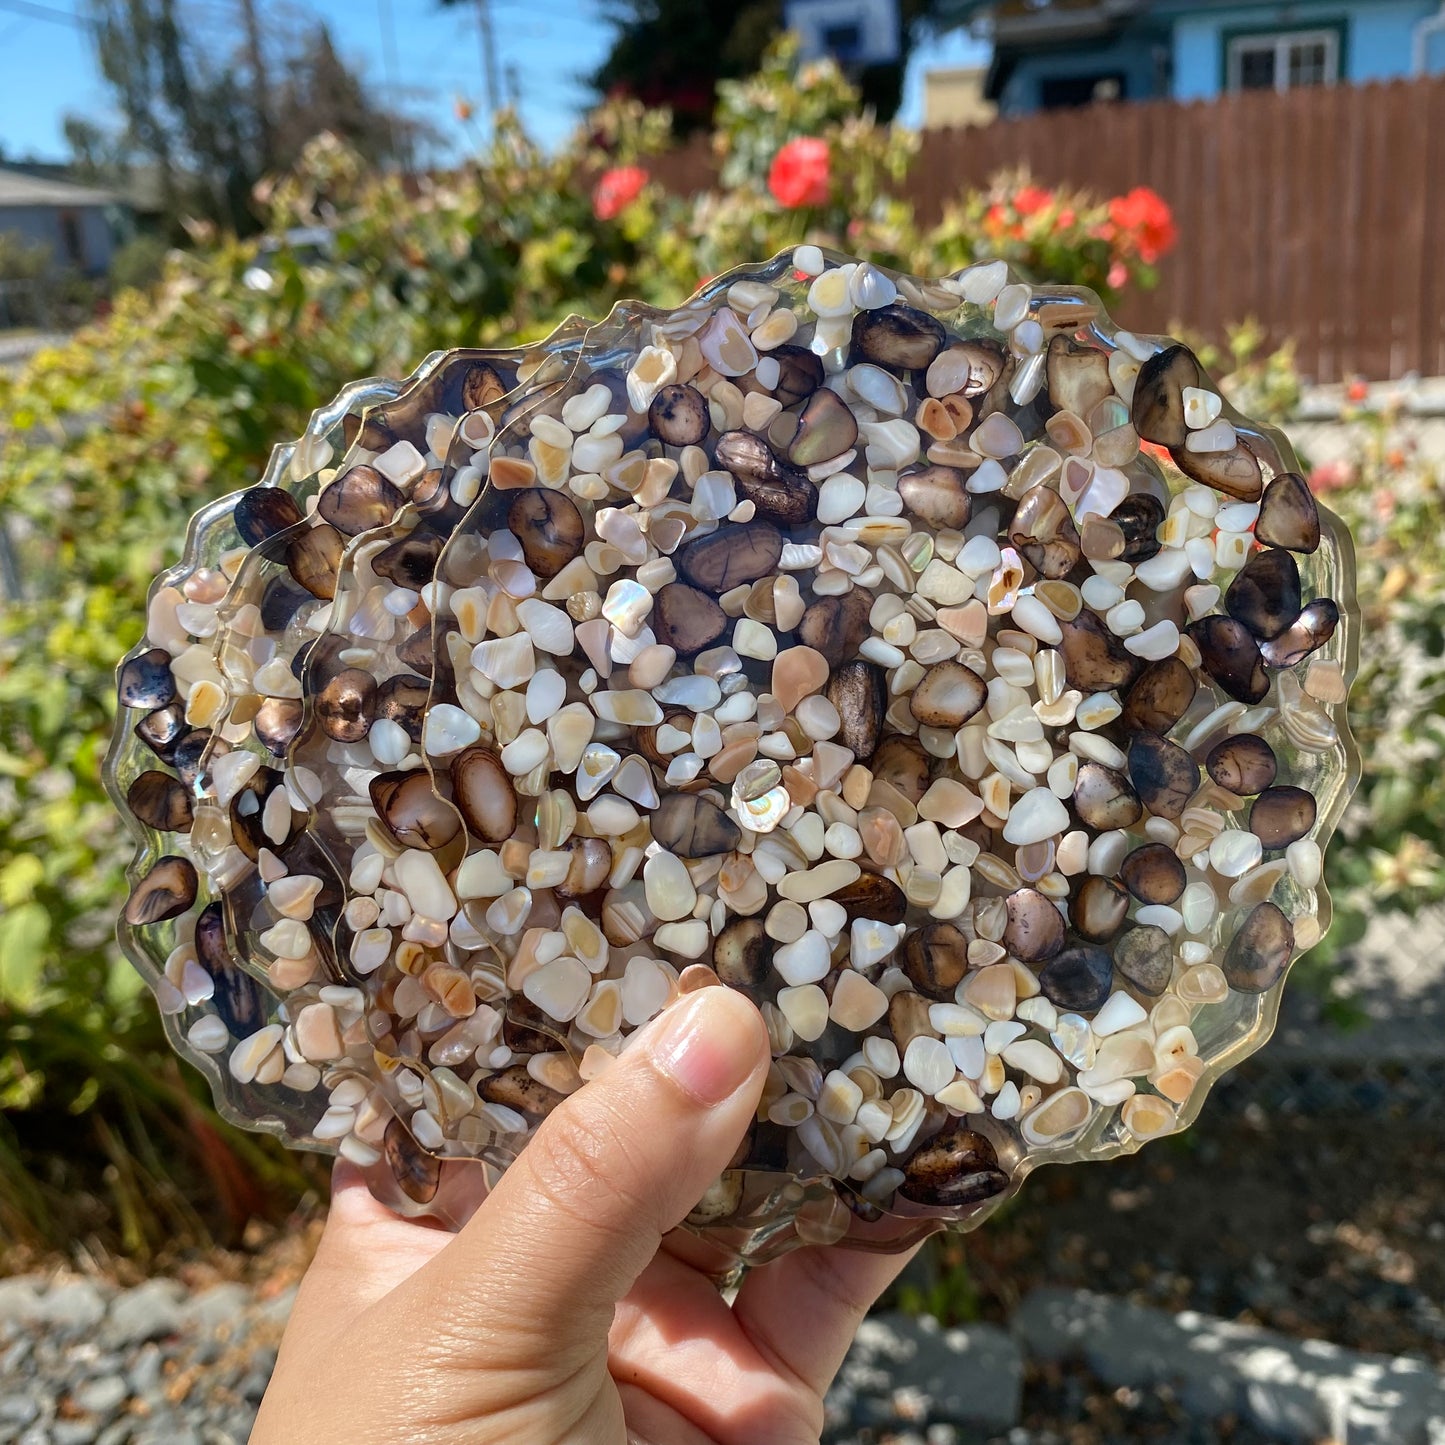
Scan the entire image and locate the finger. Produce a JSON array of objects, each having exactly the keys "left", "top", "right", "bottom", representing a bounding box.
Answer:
[
  {"left": 610, "top": 1252, "right": 823, "bottom": 1445},
  {"left": 283, "top": 1161, "right": 452, "bottom": 1342},
  {"left": 730, "top": 1241, "right": 922, "bottom": 1397},
  {"left": 402, "top": 987, "right": 769, "bottom": 1354}
]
